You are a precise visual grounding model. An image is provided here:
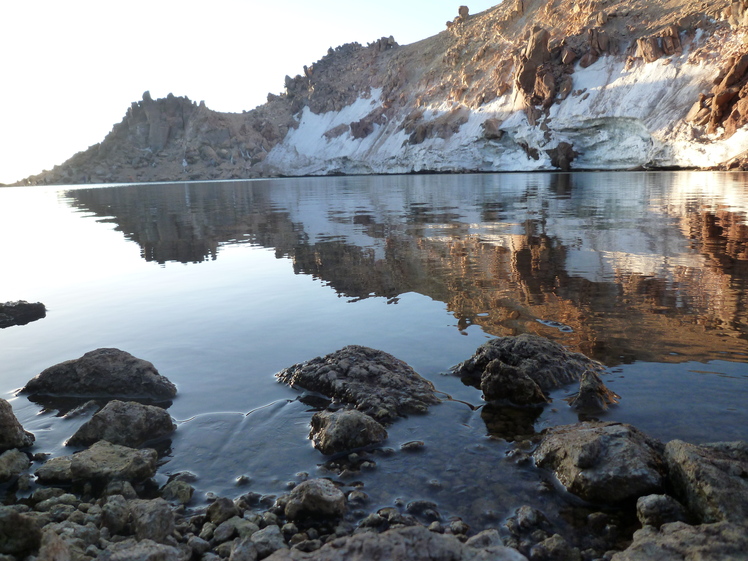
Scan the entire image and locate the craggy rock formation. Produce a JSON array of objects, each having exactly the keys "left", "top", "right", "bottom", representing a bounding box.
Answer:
[
  {"left": 0, "top": 399, "right": 34, "bottom": 450},
  {"left": 0, "top": 301, "right": 46, "bottom": 328},
  {"left": 276, "top": 346, "right": 439, "bottom": 424},
  {"left": 22, "top": 348, "right": 177, "bottom": 400},
  {"left": 532, "top": 421, "right": 667, "bottom": 503},
  {"left": 66, "top": 400, "right": 176, "bottom": 448},
  {"left": 17, "top": 0, "right": 748, "bottom": 184},
  {"left": 453, "top": 334, "right": 604, "bottom": 404},
  {"left": 664, "top": 439, "right": 748, "bottom": 524},
  {"left": 265, "top": 525, "right": 527, "bottom": 561},
  {"left": 309, "top": 409, "right": 388, "bottom": 455}
]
